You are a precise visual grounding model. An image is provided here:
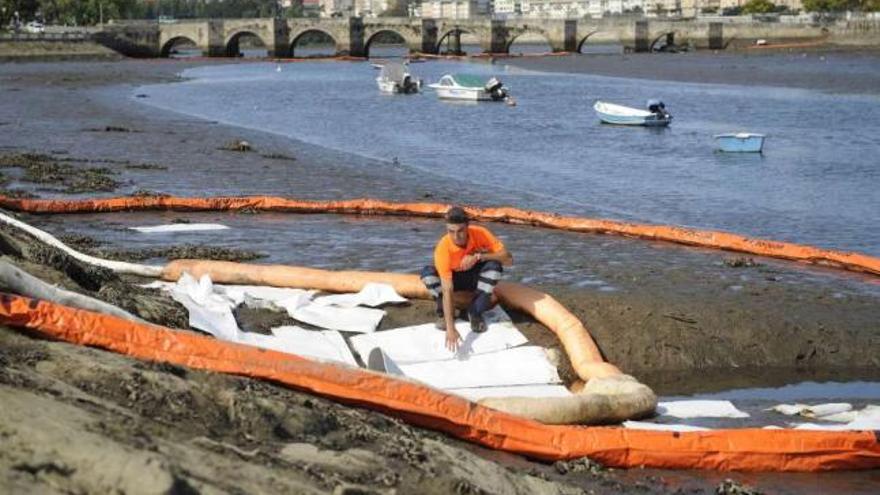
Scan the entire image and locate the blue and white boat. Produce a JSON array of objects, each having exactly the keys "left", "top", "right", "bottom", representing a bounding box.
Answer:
[
  {"left": 593, "top": 100, "right": 672, "bottom": 127},
  {"left": 714, "top": 133, "right": 766, "bottom": 153}
]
